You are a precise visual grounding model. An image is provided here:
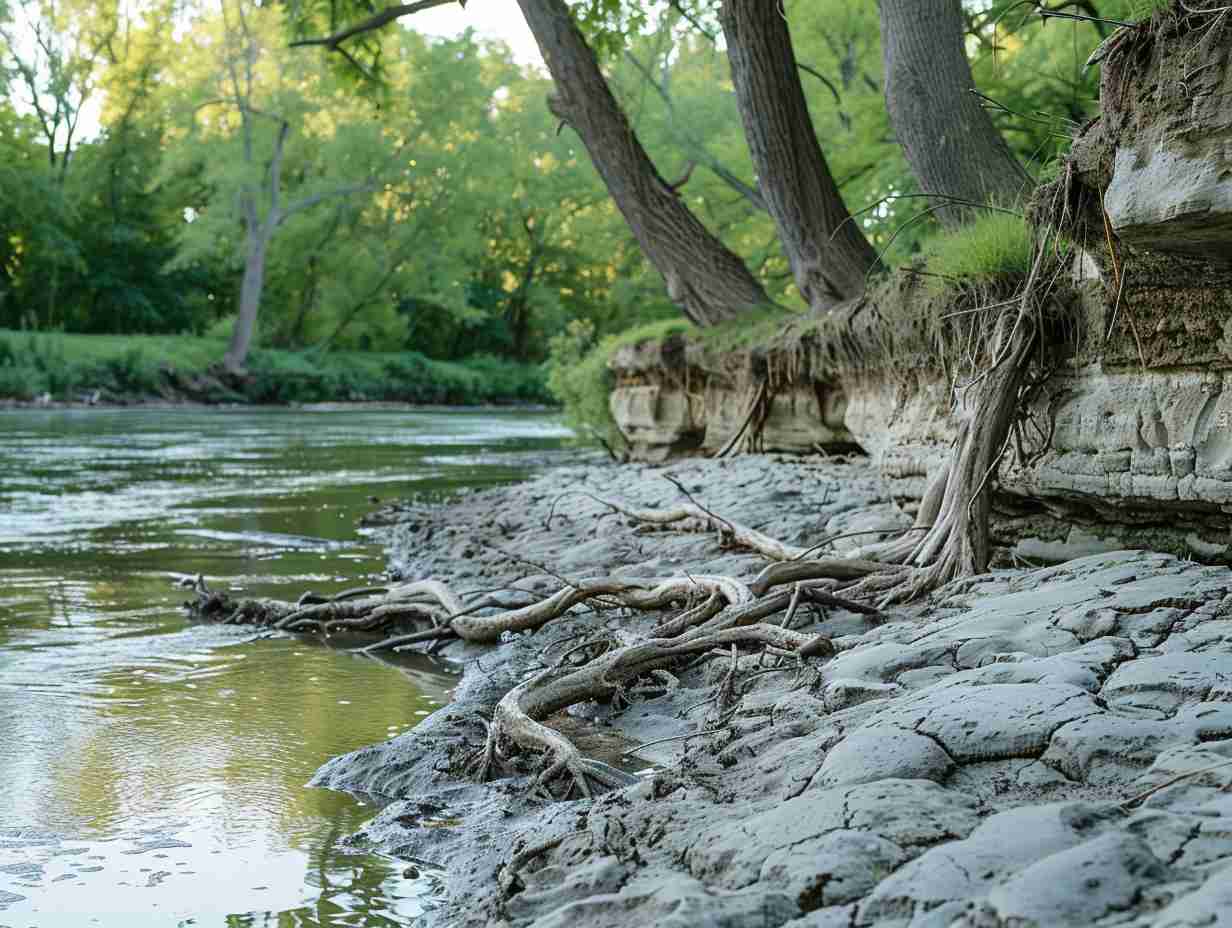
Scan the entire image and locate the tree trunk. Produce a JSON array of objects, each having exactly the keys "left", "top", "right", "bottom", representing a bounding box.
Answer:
[
  {"left": 879, "top": 0, "right": 1030, "bottom": 224},
  {"left": 515, "top": 0, "right": 772, "bottom": 326},
  {"left": 224, "top": 229, "right": 269, "bottom": 374},
  {"left": 720, "top": 0, "right": 880, "bottom": 309}
]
